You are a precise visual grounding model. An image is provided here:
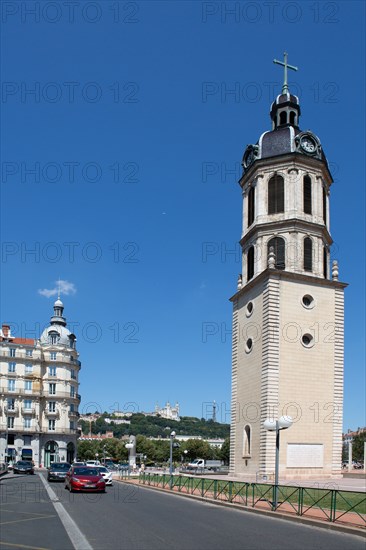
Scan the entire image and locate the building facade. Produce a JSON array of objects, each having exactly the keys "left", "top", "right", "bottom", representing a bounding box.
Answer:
[
  {"left": 0, "top": 299, "right": 81, "bottom": 467},
  {"left": 230, "top": 63, "right": 346, "bottom": 479}
]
